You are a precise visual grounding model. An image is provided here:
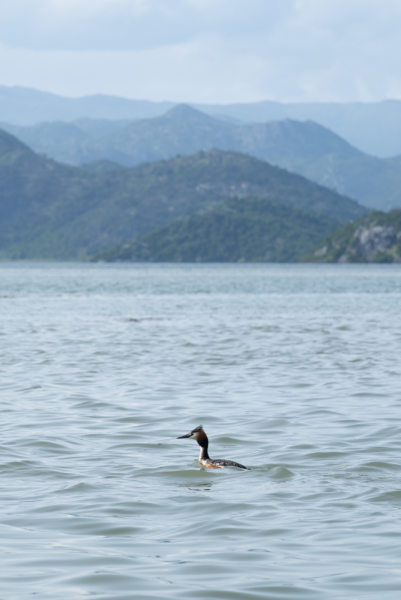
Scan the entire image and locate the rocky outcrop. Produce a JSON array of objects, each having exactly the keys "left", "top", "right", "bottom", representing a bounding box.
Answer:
[
  {"left": 352, "top": 224, "right": 400, "bottom": 261},
  {"left": 310, "top": 211, "right": 401, "bottom": 262}
]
